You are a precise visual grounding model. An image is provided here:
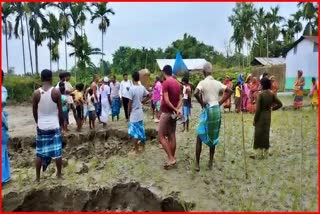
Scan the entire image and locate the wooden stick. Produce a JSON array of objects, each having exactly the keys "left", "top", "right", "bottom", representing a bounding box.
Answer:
[
  {"left": 241, "top": 110, "right": 248, "bottom": 179},
  {"left": 240, "top": 84, "right": 248, "bottom": 179},
  {"left": 223, "top": 112, "right": 226, "bottom": 158},
  {"left": 299, "top": 110, "right": 303, "bottom": 210}
]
